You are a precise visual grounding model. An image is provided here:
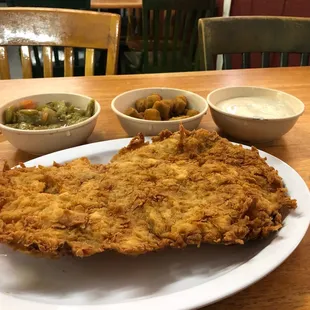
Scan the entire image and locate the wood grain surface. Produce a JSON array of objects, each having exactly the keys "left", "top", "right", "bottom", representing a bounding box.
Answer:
[
  {"left": 0, "top": 67, "right": 309, "bottom": 309},
  {"left": 91, "top": 0, "right": 142, "bottom": 9}
]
